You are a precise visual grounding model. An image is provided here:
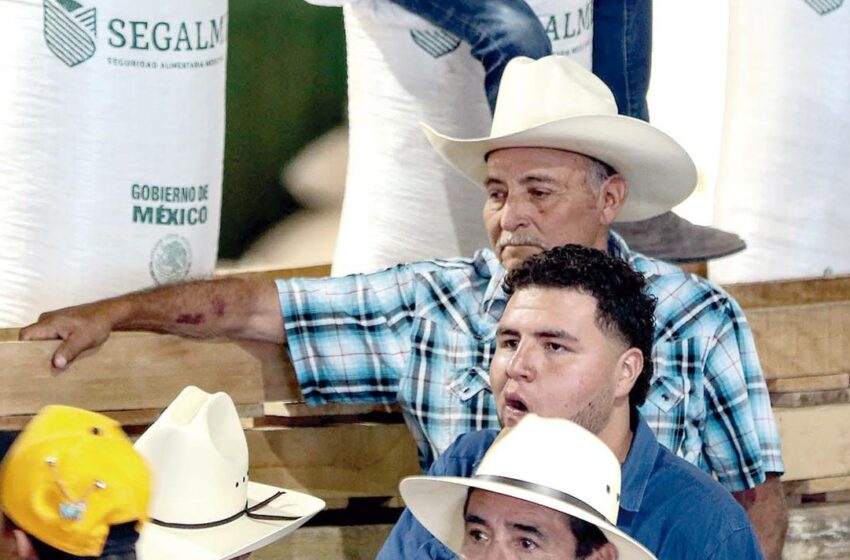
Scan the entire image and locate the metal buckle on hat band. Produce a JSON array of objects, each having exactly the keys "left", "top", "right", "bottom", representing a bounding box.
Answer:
[
  {"left": 150, "top": 491, "right": 301, "bottom": 529},
  {"left": 473, "top": 474, "right": 608, "bottom": 521}
]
